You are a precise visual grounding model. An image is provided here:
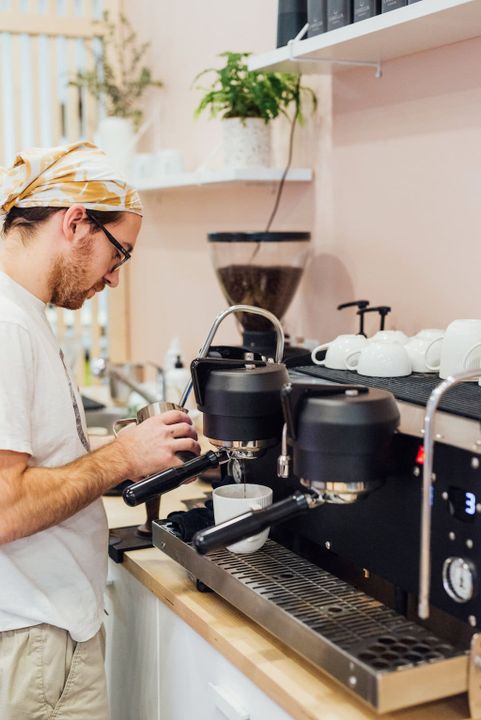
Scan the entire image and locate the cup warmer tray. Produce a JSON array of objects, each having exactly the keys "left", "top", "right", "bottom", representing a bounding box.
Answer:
[{"left": 152, "top": 521, "right": 469, "bottom": 714}]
